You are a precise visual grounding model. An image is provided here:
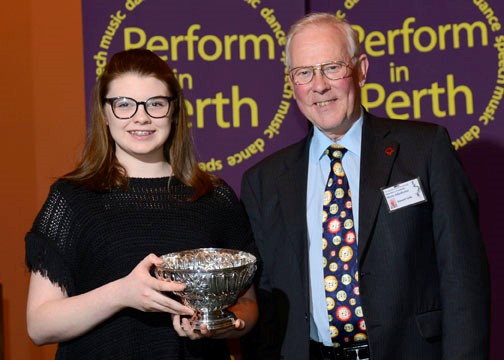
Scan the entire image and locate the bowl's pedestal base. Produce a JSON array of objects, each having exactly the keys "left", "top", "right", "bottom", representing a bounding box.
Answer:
[{"left": 192, "top": 309, "right": 236, "bottom": 331}]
